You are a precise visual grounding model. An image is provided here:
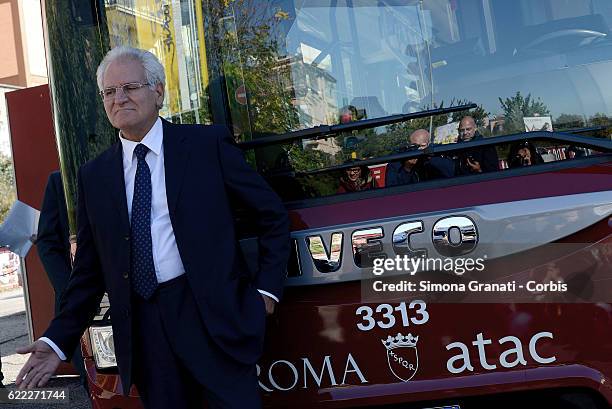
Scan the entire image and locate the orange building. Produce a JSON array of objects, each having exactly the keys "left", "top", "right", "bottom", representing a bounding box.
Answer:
[{"left": 0, "top": 0, "right": 47, "bottom": 88}]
